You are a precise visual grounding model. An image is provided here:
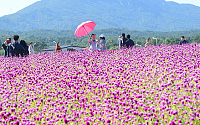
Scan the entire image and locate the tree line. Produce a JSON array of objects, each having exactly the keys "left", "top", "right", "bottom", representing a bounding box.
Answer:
[
  {"left": 1, "top": 28, "right": 200, "bottom": 38},
  {"left": 1, "top": 28, "right": 200, "bottom": 55}
]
